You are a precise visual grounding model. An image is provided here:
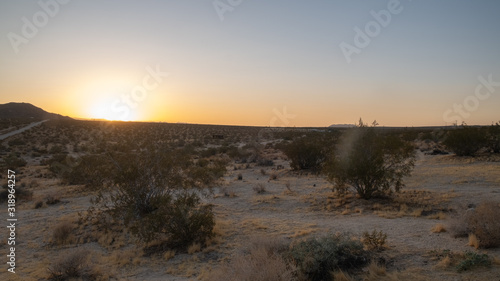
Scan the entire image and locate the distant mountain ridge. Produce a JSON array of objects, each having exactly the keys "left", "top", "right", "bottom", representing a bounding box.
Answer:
[{"left": 0, "top": 102, "right": 71, "bottom": 120}]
